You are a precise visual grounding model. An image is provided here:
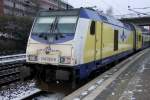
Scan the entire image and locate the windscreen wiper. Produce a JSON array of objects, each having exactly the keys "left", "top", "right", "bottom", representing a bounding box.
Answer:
[
  {"left": 53, "top": 17, "right": 59, "bottom": 33},
  {"left": 50, "top": 20, "right": 55, "bottom": 33},
  {"left": 49, "top": 17, "right": 58, "bottom": 34}
]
